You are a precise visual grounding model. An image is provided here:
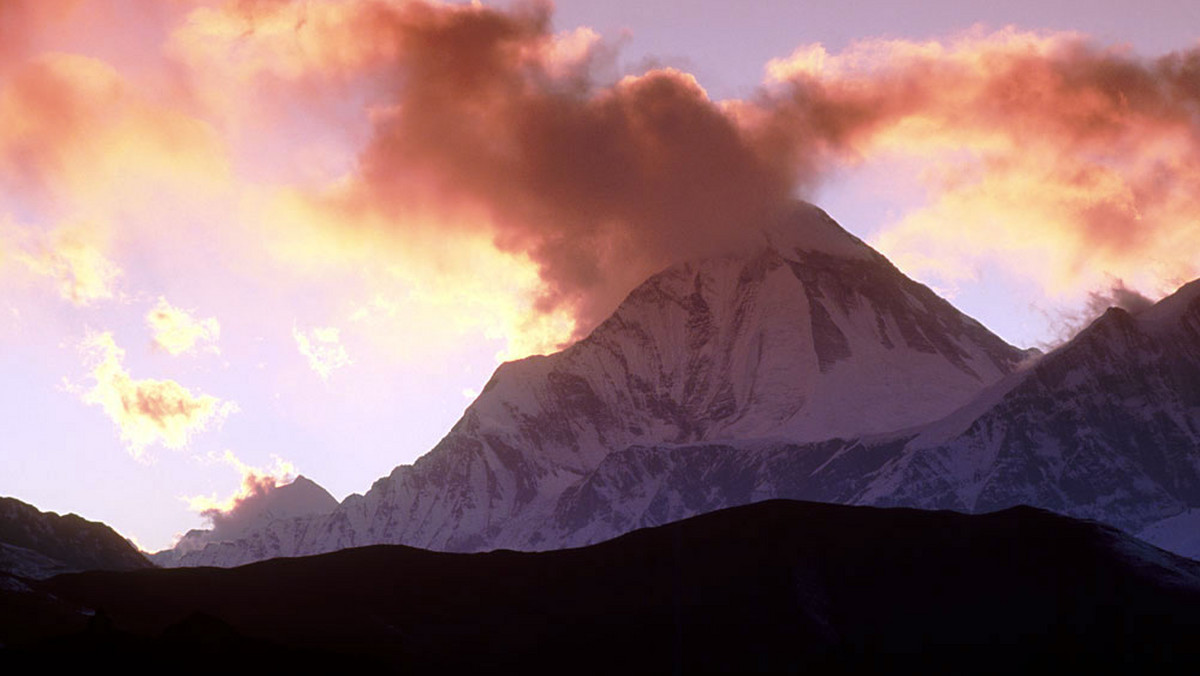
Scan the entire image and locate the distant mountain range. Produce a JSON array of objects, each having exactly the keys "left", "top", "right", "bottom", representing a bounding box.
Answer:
[
  {"left": 5, "top": 501, "right": 1198, "bottom": 671},
  {"left": 147, "top": 202, "right": 1199, "bottom": 566}
]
